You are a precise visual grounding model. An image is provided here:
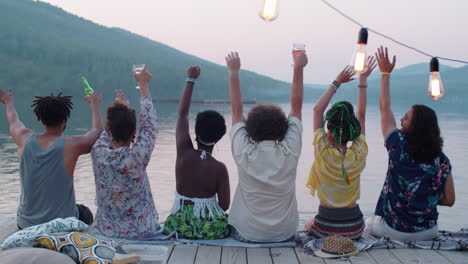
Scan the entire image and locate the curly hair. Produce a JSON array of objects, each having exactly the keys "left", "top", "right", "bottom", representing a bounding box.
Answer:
[
  {"left": 106, "top": 104, "right": 136, "bottom": 142},
  {"left": 324, "top": 101, "right": 361, "bottom": 145},
  {"left": 246, "top": 104, "right": 288, "bottom": 142},
  {"left": 31, "top": 93, "right": 73, "bottom": 127},
  {"left": 404, "top": 104, "right": 443, "bottom": 163},
  {"left": 195, "top": 110, "right": 226, "bottom": 145}
]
